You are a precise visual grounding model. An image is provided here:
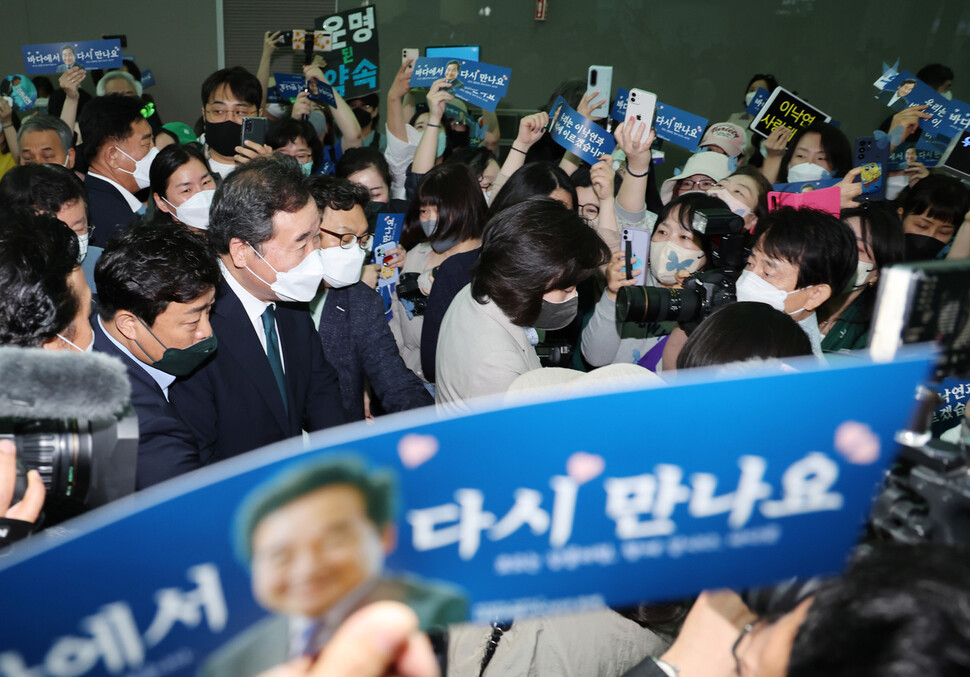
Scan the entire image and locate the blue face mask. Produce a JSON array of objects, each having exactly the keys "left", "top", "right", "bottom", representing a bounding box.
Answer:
[{"left": 436, "top": 131, "right": 447, "bottom": 157}]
